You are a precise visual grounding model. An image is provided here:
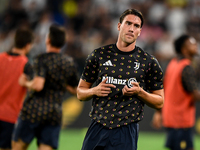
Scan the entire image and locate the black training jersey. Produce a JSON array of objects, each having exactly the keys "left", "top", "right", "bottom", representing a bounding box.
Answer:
[
  {"left": 20, "top": 52, "right": 79, "bottom": 125},
  {"left": 81, "top": 44, "right": 163, "bottom": 129}
]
